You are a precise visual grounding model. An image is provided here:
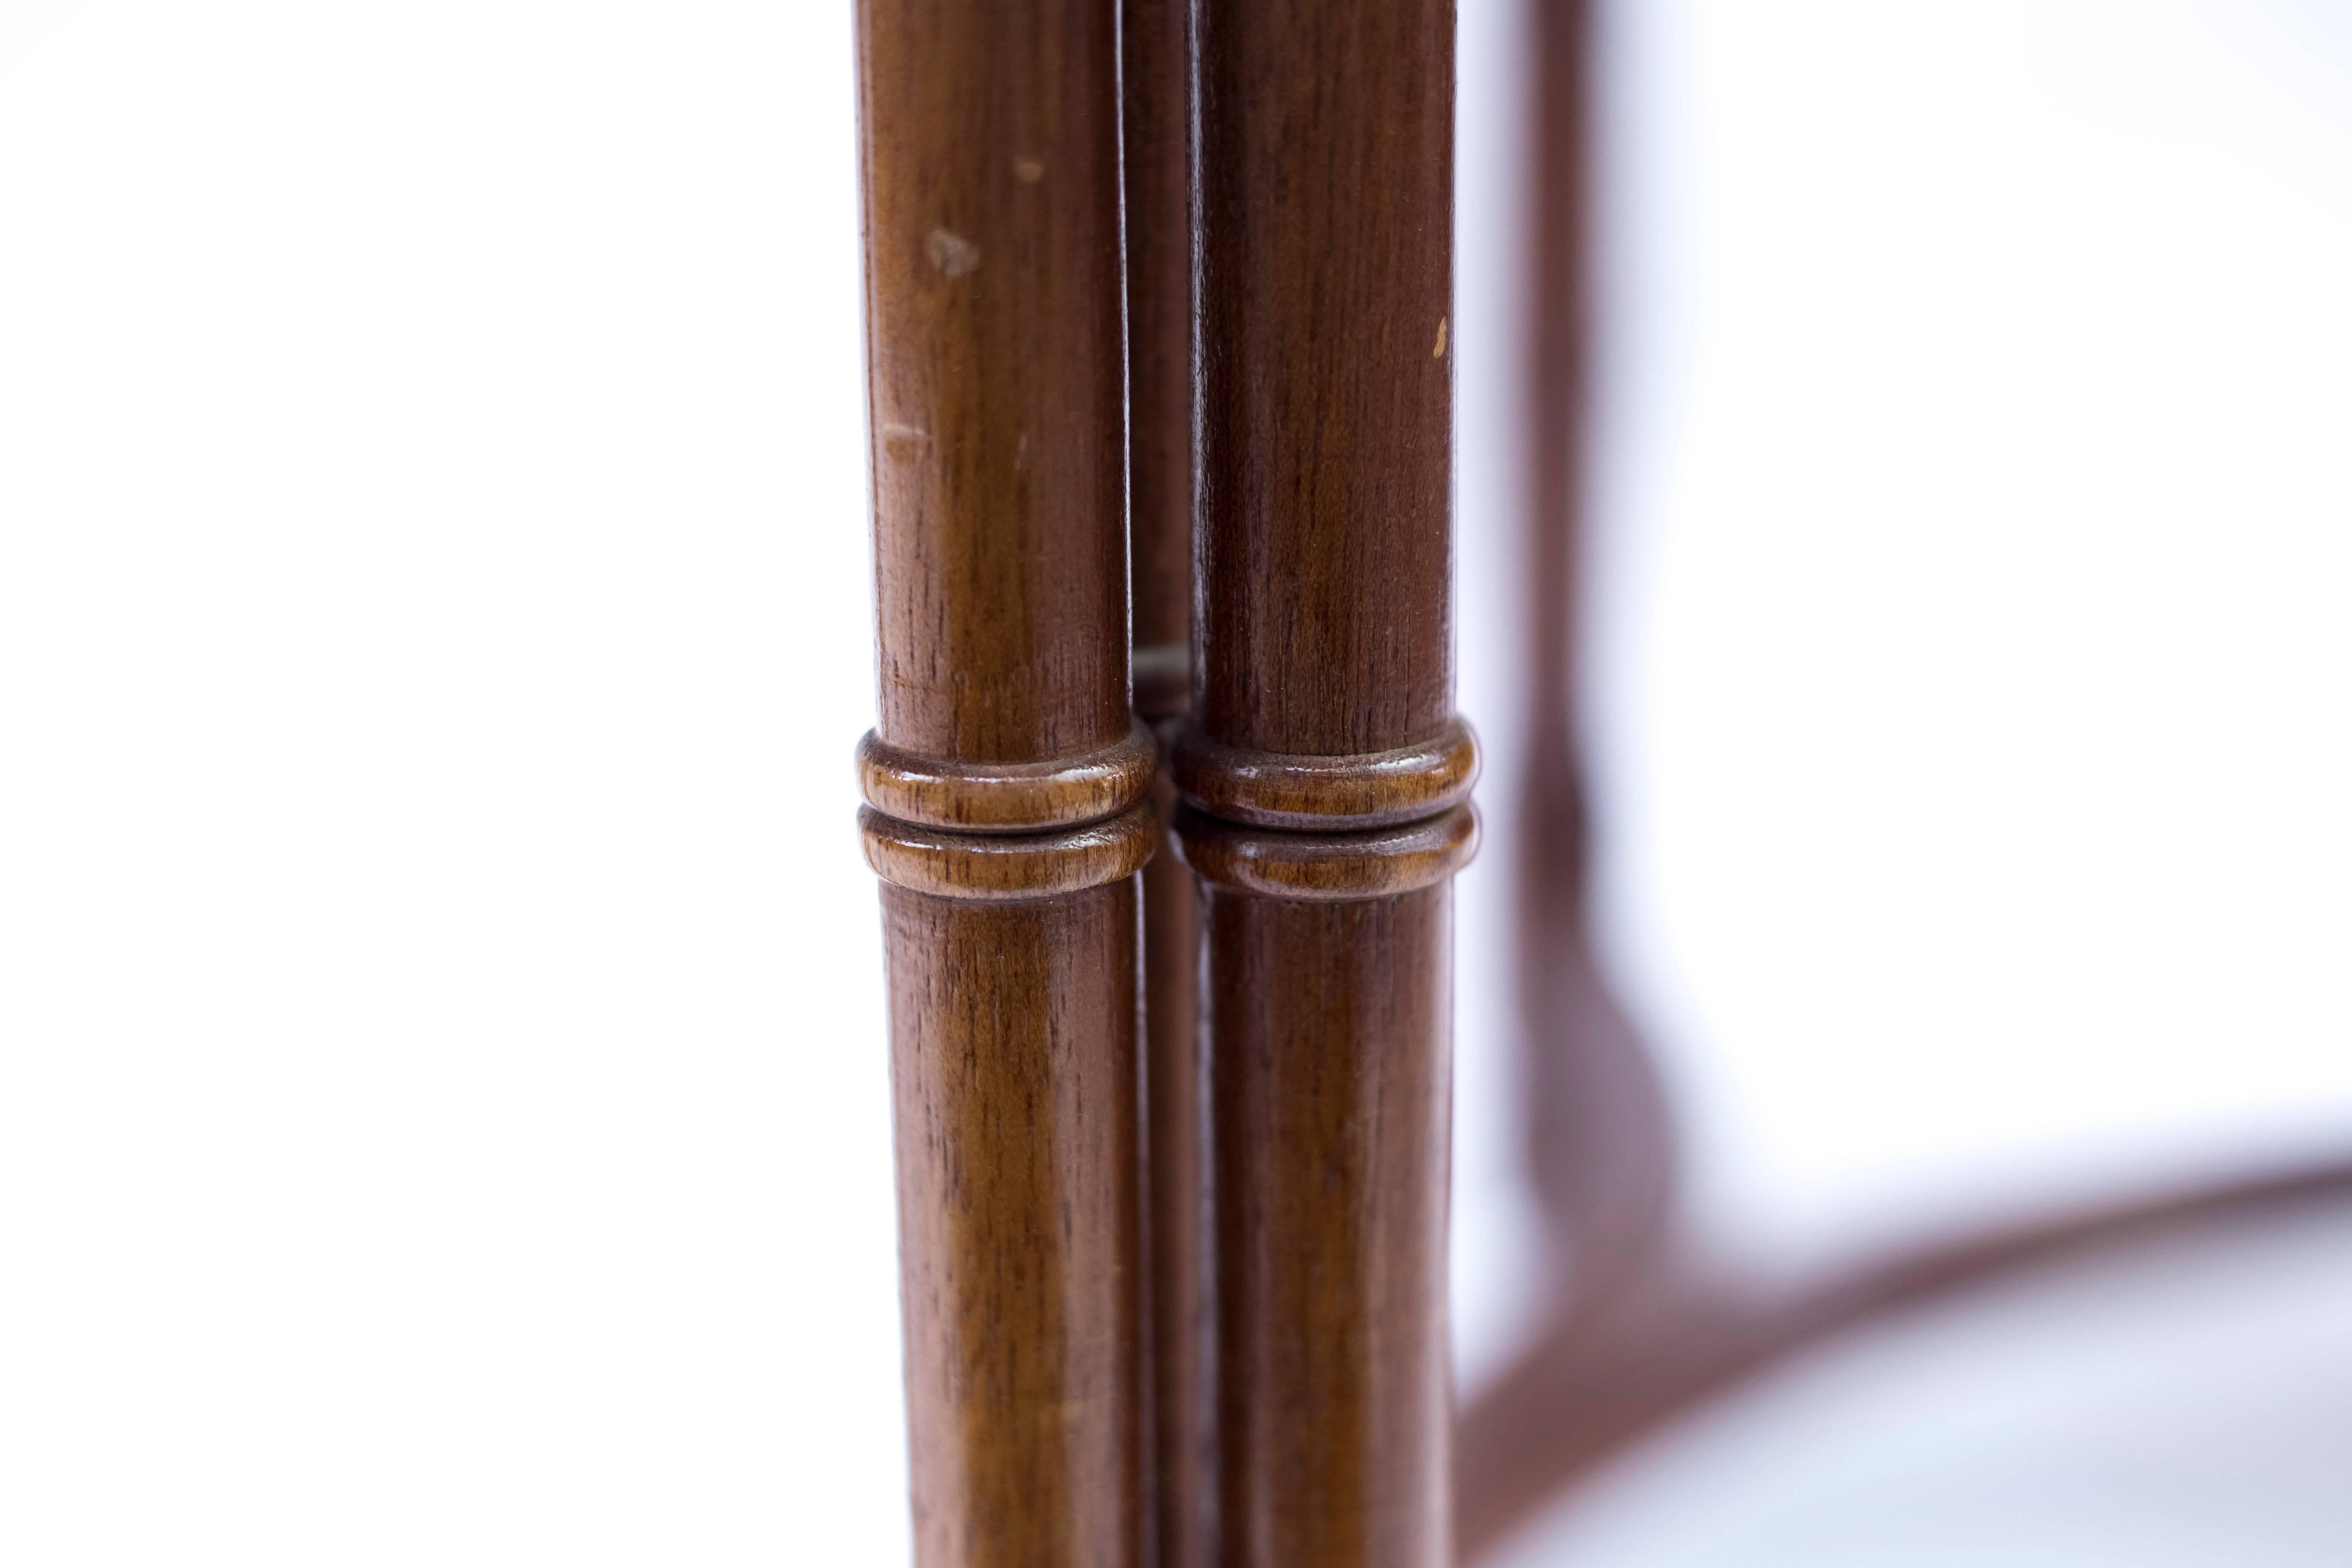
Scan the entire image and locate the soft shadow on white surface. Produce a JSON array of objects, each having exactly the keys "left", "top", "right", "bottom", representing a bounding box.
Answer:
[{"left": 1490, "top": 1204, "right": 2352, "bottom": 1567}]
